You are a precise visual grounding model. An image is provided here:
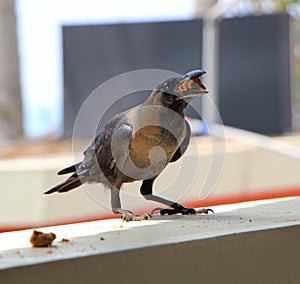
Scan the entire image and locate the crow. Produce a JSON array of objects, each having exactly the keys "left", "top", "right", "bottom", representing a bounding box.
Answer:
[{"left": 45, "top": 70, "right": 213, "bottom": 221}]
